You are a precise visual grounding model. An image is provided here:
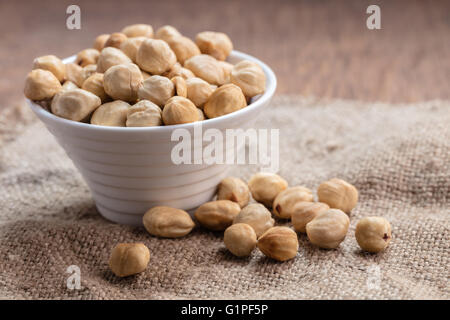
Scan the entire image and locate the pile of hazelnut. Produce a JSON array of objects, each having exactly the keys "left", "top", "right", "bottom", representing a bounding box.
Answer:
[
  {"left": 109, "top": 173, "right": 392, "bottom": 277},
  {"left": 24, "top": 24, "right": 267, "bottom": 126}
]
